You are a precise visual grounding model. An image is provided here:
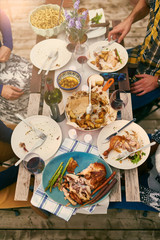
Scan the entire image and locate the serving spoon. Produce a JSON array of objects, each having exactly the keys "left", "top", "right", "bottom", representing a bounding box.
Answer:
[
  {"left": 86, "top": 79, "right": 93, "bottom": 115},
  {"left": 57, "top": 0, "right": 64, "bottom": 25}
]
